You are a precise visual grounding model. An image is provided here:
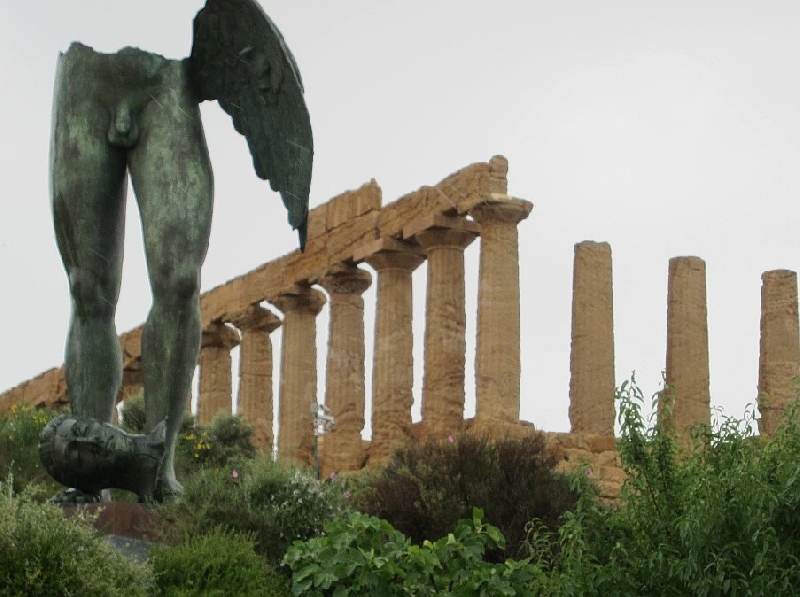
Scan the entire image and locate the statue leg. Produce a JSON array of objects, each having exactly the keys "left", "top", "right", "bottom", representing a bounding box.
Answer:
[
  {"left": 128, "top": 81, "right": 213, "bottom": 499},
  {"left": 51, "top": 95, "right": 128, "bottom": 424}
]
